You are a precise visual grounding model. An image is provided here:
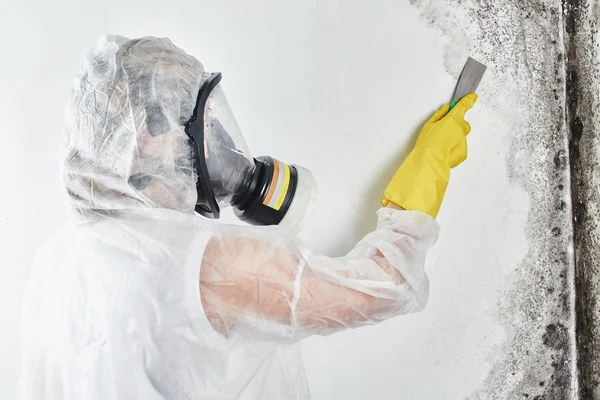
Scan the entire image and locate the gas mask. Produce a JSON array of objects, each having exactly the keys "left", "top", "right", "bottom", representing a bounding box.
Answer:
[{"left": 185, "top": 72, "right": 316, "bottom": 232}]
